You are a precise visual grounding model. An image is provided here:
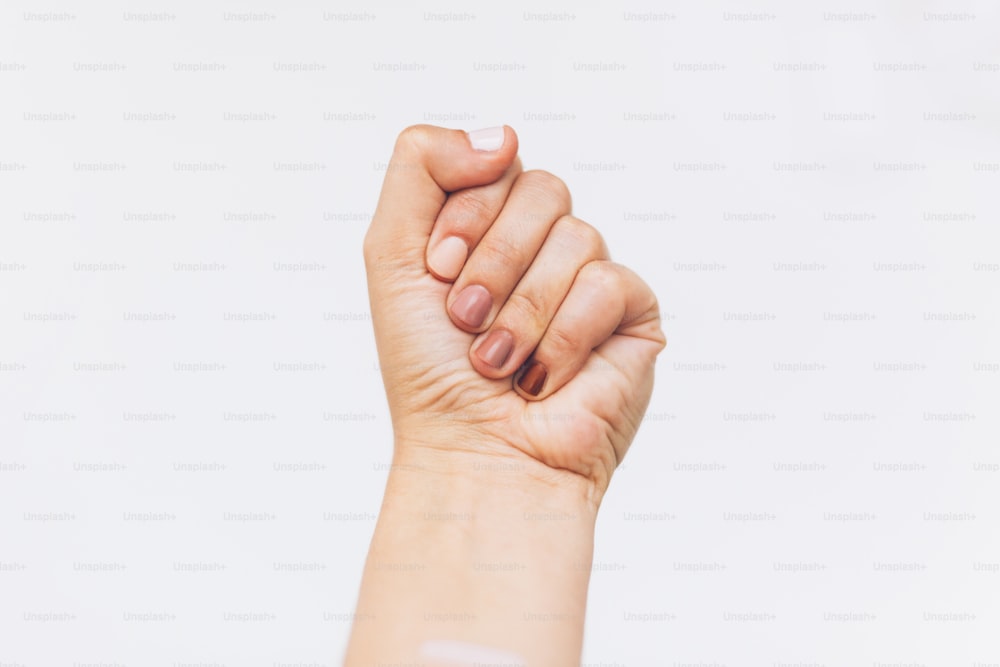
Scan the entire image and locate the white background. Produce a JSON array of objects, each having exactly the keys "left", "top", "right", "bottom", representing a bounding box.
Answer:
[{"left": 1, "top": 2, "right": 999, "bottom": 666}]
